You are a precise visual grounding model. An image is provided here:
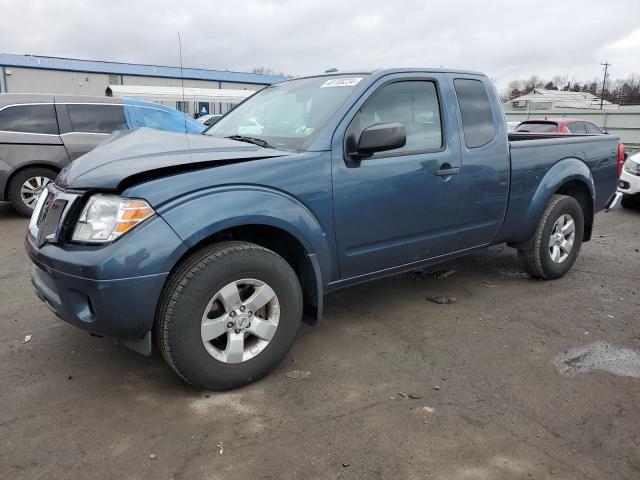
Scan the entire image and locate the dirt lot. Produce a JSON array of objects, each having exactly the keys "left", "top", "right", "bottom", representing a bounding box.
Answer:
[{"left": 1, "top": 202, "right": 639, "bottom": 480}]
